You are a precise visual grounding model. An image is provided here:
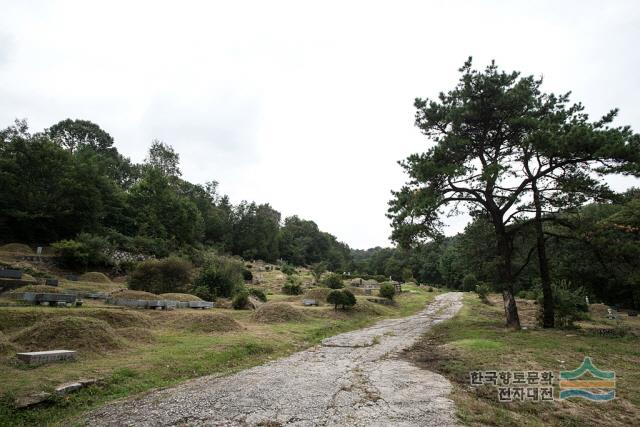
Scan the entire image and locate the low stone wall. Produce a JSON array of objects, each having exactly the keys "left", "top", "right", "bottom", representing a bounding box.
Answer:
[{"left": 105, "top": 298, "right": 214, "bottom": 310}]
